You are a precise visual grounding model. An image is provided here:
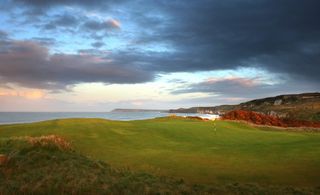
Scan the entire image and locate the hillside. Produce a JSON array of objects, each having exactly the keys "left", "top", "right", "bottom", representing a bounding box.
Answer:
[
  {"left": 0, "top": 136, "right": 209, "bottom": 194},
  {"left": 169, "top": 92, "right": 320, "bottom": 121},
  {"left": 1, "top": 117, "right": 320, "bottom": 194}
]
